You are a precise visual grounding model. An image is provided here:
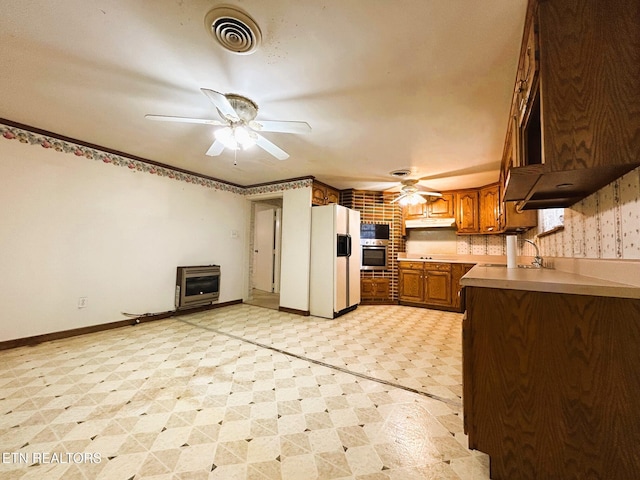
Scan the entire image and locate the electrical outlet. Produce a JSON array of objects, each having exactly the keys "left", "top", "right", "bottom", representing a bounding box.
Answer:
[{"left": 77, "top": 297, "right": 88, "bottom": 309}]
